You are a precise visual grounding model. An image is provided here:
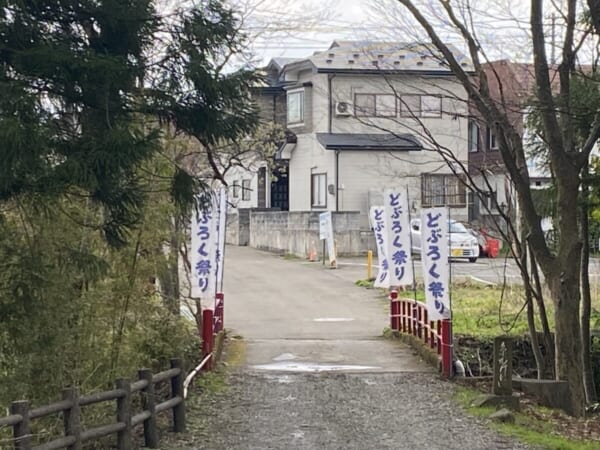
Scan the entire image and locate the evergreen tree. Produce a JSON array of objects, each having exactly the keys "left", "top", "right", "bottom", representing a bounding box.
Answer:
[{"left": 0, "top": 0, "right": 259, "bottom": 245}]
